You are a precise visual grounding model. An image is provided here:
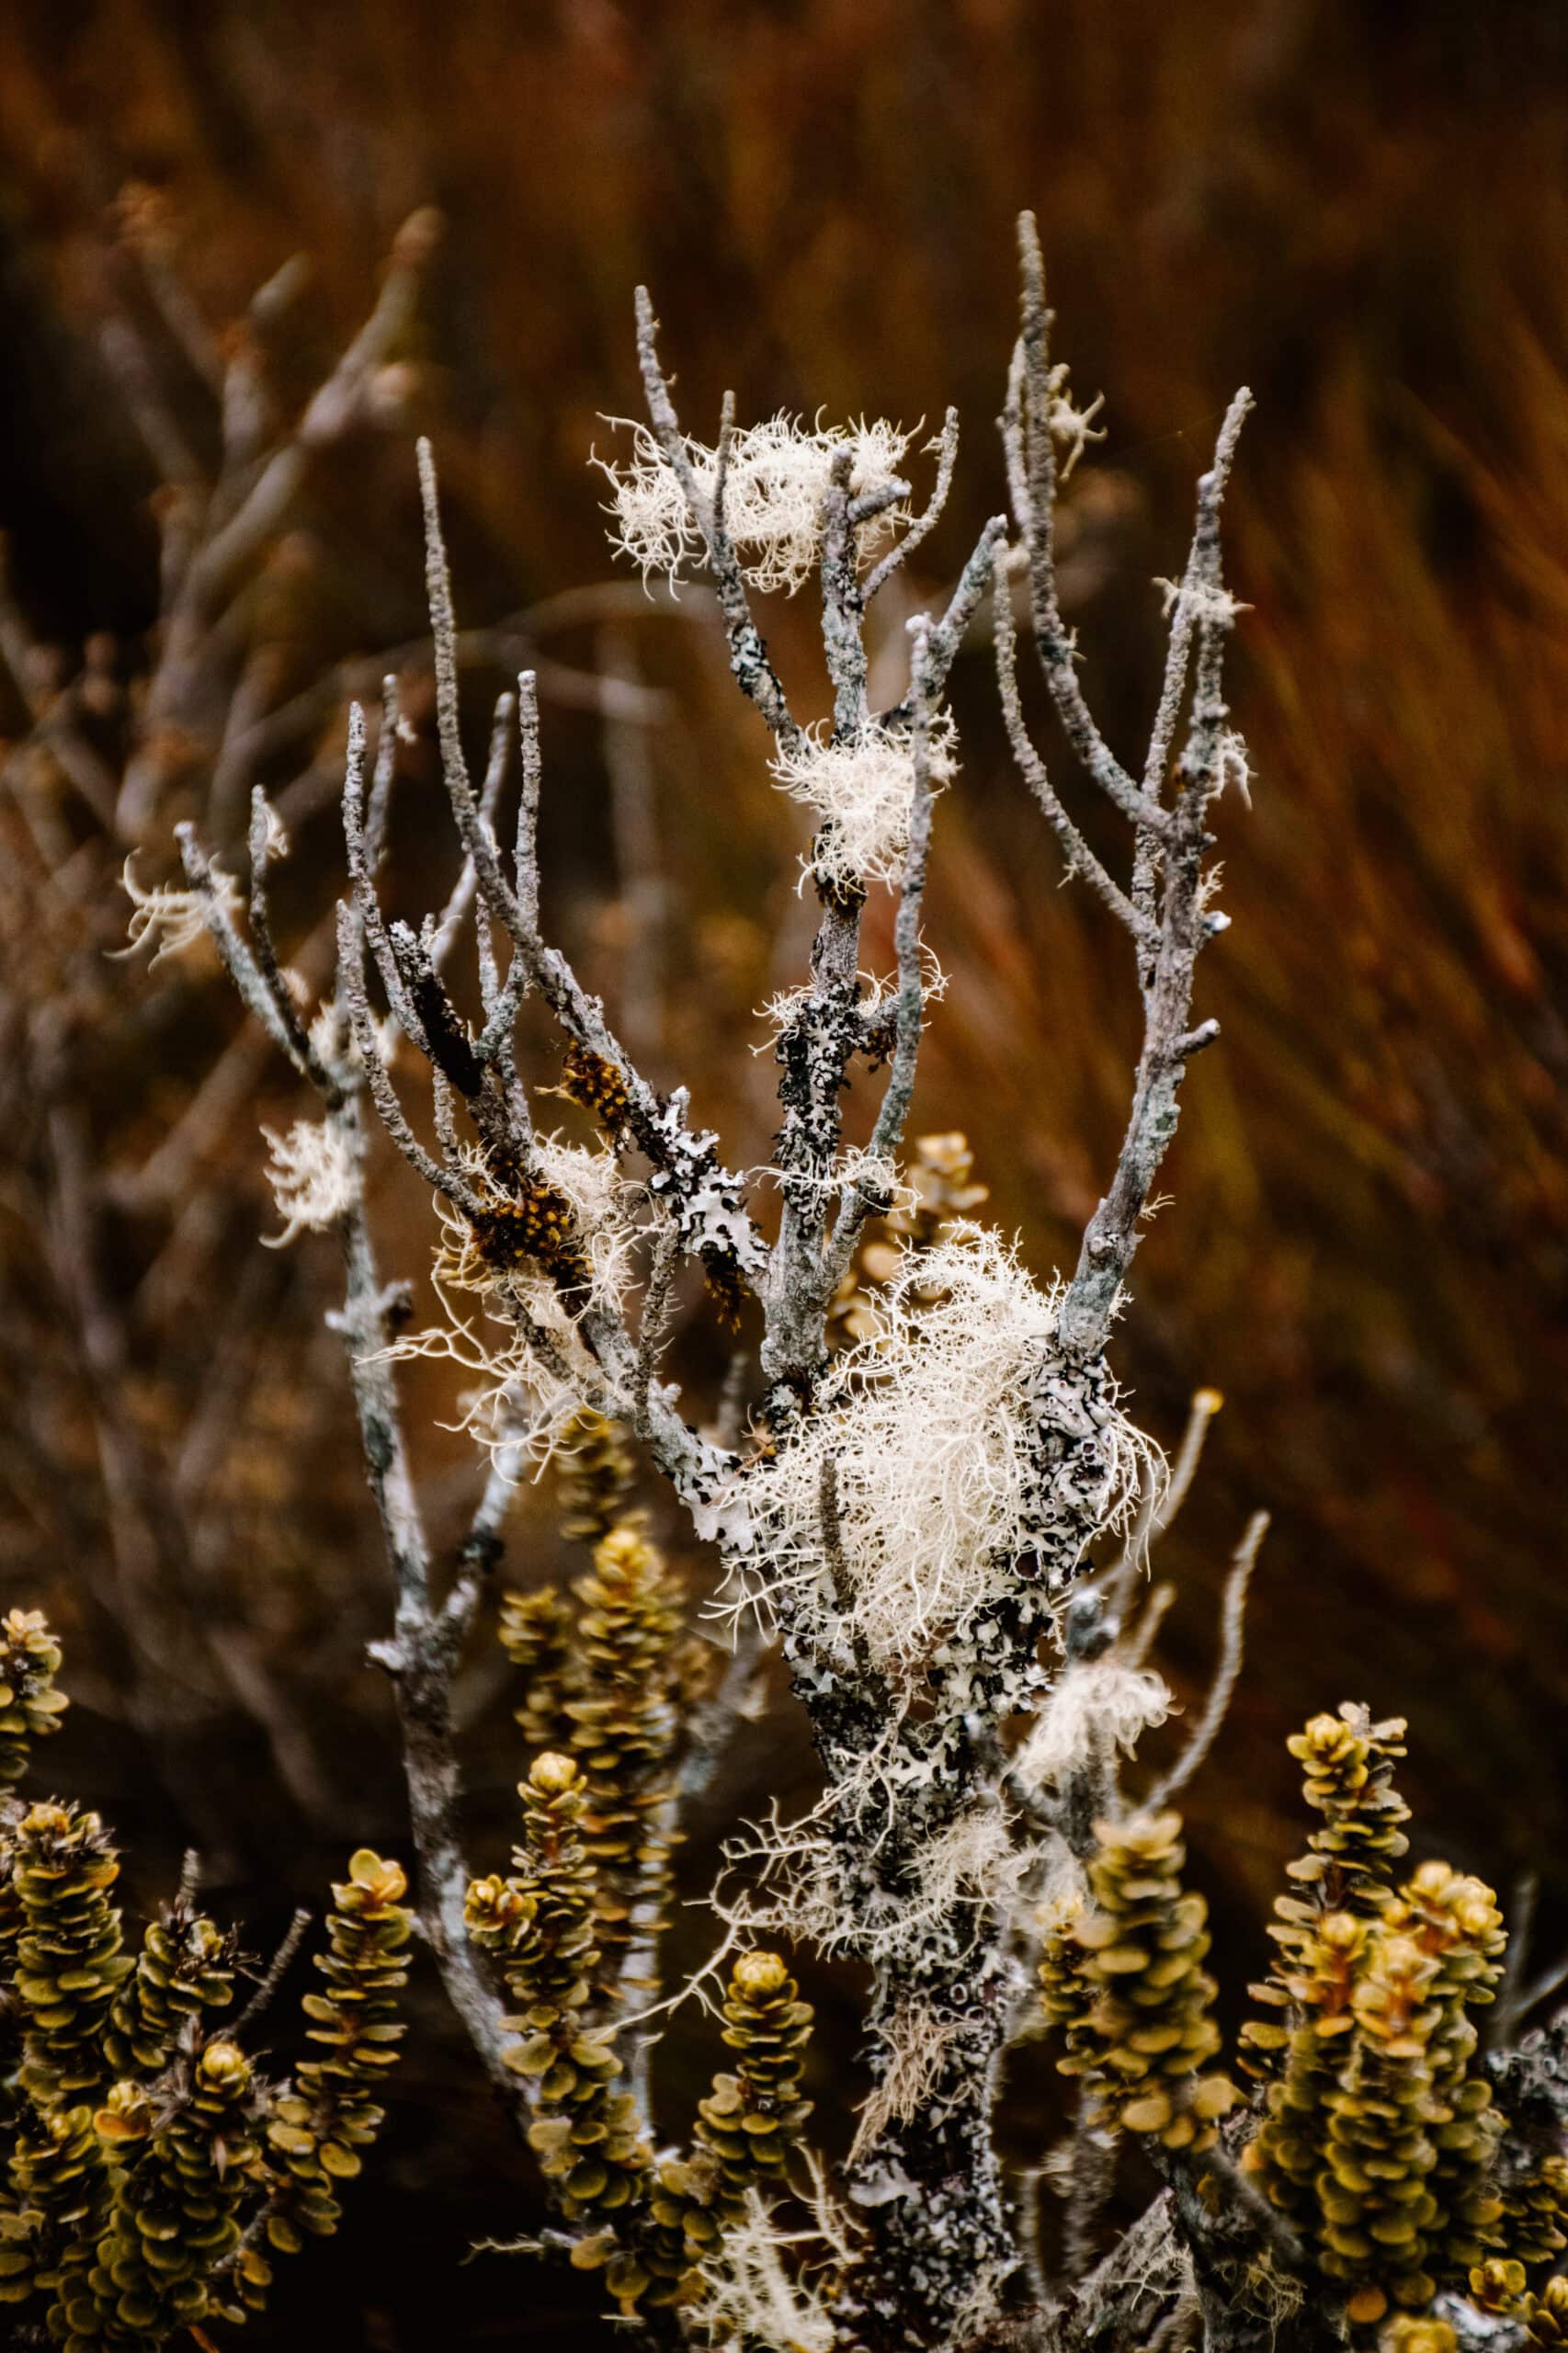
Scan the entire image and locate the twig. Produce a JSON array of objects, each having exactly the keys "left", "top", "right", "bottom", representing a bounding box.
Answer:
[
  {"left": 1489, "top": 1871, "right": 1540, "bottom": 2049},
  {"left": 1146, "top": 1512, "right": 1267, "bottom": 1809},
  {"left": 599, "top": 621, "right": 666, "bottom": 1066},
  {"left": 1510, "top": 1946, "right": 1568, "bottom": 2033},
  {"left": 232, "top": 1906, "right": 311, "bottom": 2040},
  {"left": 633, "top": 293, "right": 801, "bottom": 751},
  {"left": 1062, "top": 2093, "right": 1118, "bottom": 2285},
  {"left": 993, "top": 554, "right": 1148, "bottom": 941},
  {"left": 864, "top": 406, "right": 960, "bottom": 603},
  {"left": 1009, "top": 216, "right": 1167, "bottom": 837}
]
